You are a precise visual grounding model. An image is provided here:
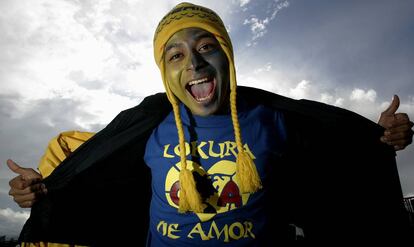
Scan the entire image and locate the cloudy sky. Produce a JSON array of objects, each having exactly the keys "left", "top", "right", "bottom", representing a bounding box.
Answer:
[{"left": 0, "top": 0, "right": 413, "bottom": 238}]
